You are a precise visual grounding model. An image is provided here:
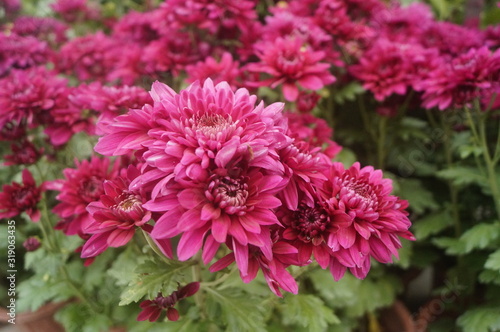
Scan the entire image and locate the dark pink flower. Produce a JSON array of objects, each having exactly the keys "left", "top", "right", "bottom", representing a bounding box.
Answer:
[
  {"left": 23, "top": 237, "right": 41, "bottom": 251},
  {"left": 50, "top": 0, "right": 100, "bottom": 23},
  {"left": 0, "top": 169, "right": 42, "bottom": 222},
  {"left": 12, "top": 16, "right": 68, "bottom": 45},
  {"left": 112, "top": 10, "right": 160, "bottom": 45},
  {"left": 285, "top": 112, "right": 342, "bottom": 159},
  {"left": 137, "top": 282, "right": 200, "bottom": 322},
  {"left": 350, "top": 38, "right": 438, "bottom": 101},
  {"left": 81, "top": 166, "right": 154, "bottom": 258},
  {"left": 185, "top": 52, "right": 241, "bottom": 89},
  {"left": 0, "top": 67, "right": 69, "bottom": 134},
  {"left": 68, "top": 82, "right": 151, "bottom": 134},
  {"left": 142, "top": 31, "right": 207, "bottom": 77},
  {"left": 421, "top": 22, "right": 484, "bottom": 56},
  {"left": 416, "top": 47, "right": 500, "bottom": 110},
  {"left": 246, "top": 36, "right": 336, "bottom": 101},
  {"left": 48, "top": 157, "right": 121, "bottom": 236},
  {"left": 323, "top": 162, "right": 415, "bottom": 280},
  {"left": 4, "top": 140, "right": 43, "bottom": 166},
  {"left": 96, "top": 79, "right": 291, "bottom": 274},
  {"left": 56, "top": 32, "right": 120, "bottom": 82},
  {"left": 0, "top": 33, "right": 51, "bottom": 77}
]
